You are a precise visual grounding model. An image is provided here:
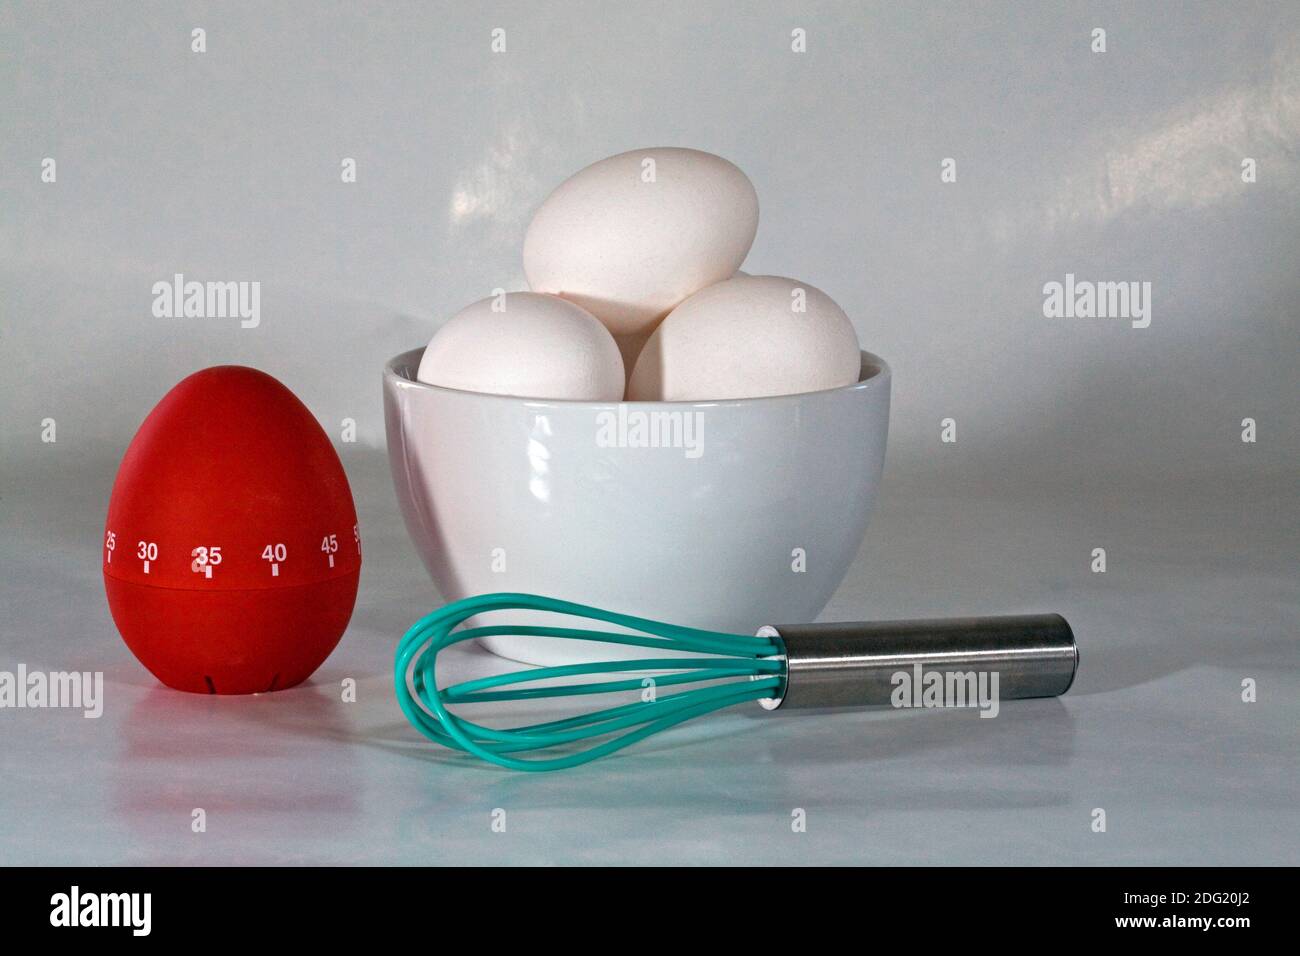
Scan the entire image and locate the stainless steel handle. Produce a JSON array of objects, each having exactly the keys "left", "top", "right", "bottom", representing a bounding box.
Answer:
[{"left": 756, "top": 615, "right": 1078, "bottom": 710}]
